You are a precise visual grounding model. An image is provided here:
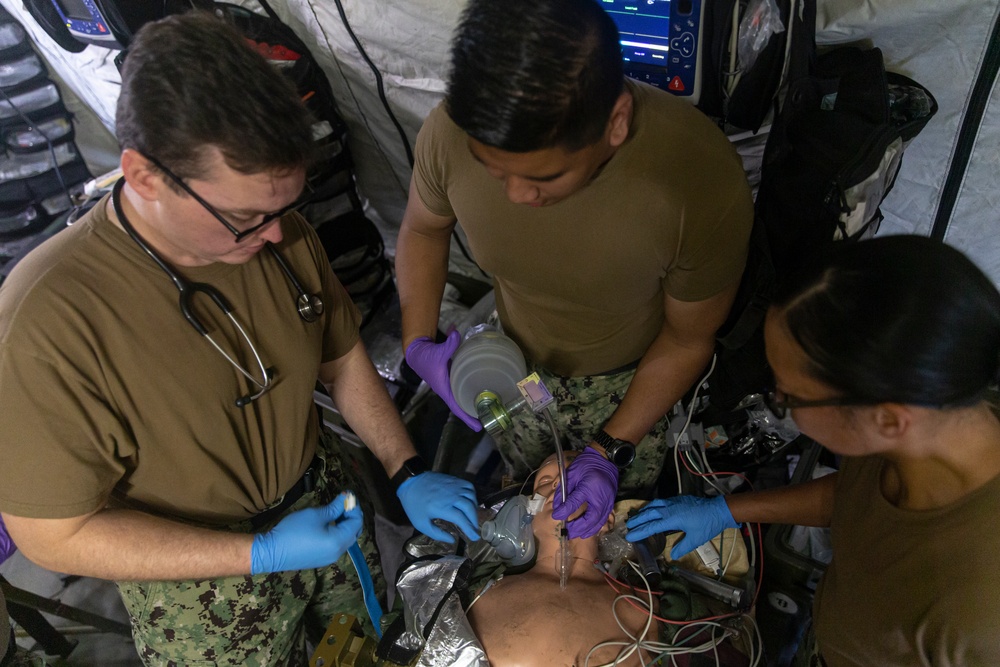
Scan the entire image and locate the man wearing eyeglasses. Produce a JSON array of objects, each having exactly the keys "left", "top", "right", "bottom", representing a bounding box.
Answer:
[{"left": 0, "top": 13, "right": 478, "bottom": 666}]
